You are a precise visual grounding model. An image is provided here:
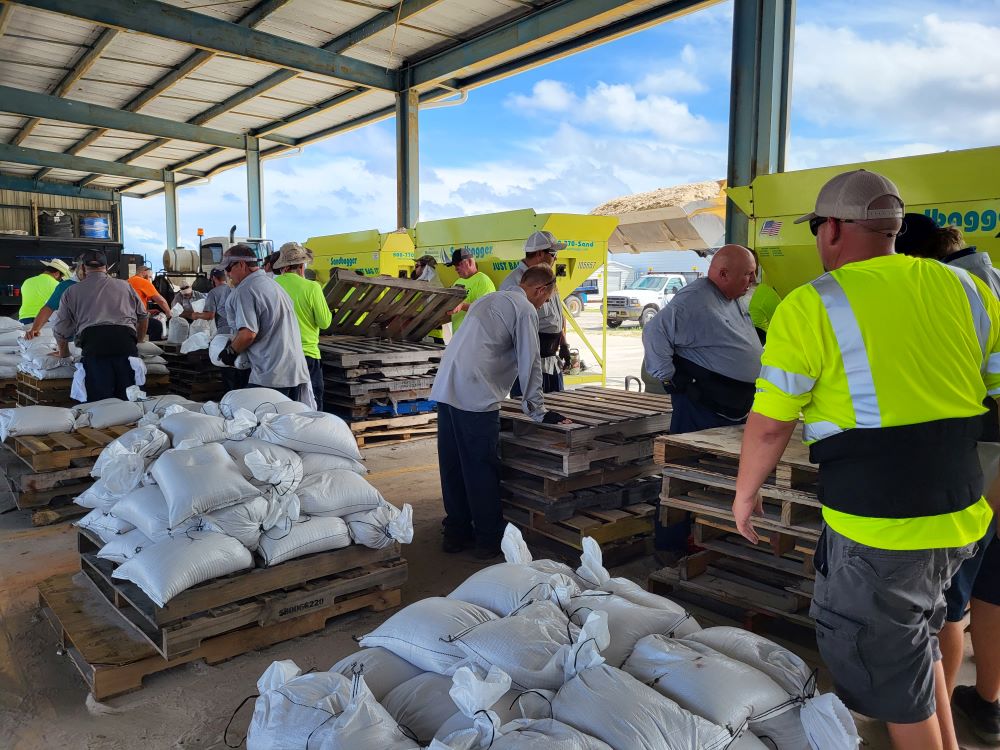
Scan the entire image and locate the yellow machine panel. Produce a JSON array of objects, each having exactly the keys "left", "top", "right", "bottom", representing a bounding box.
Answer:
[
  {"left": 728, "top": 146, "right": 1000, "bottom": 298},
  {"left": 304, "top": 229, "right": 415, "bottom": 285}
]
